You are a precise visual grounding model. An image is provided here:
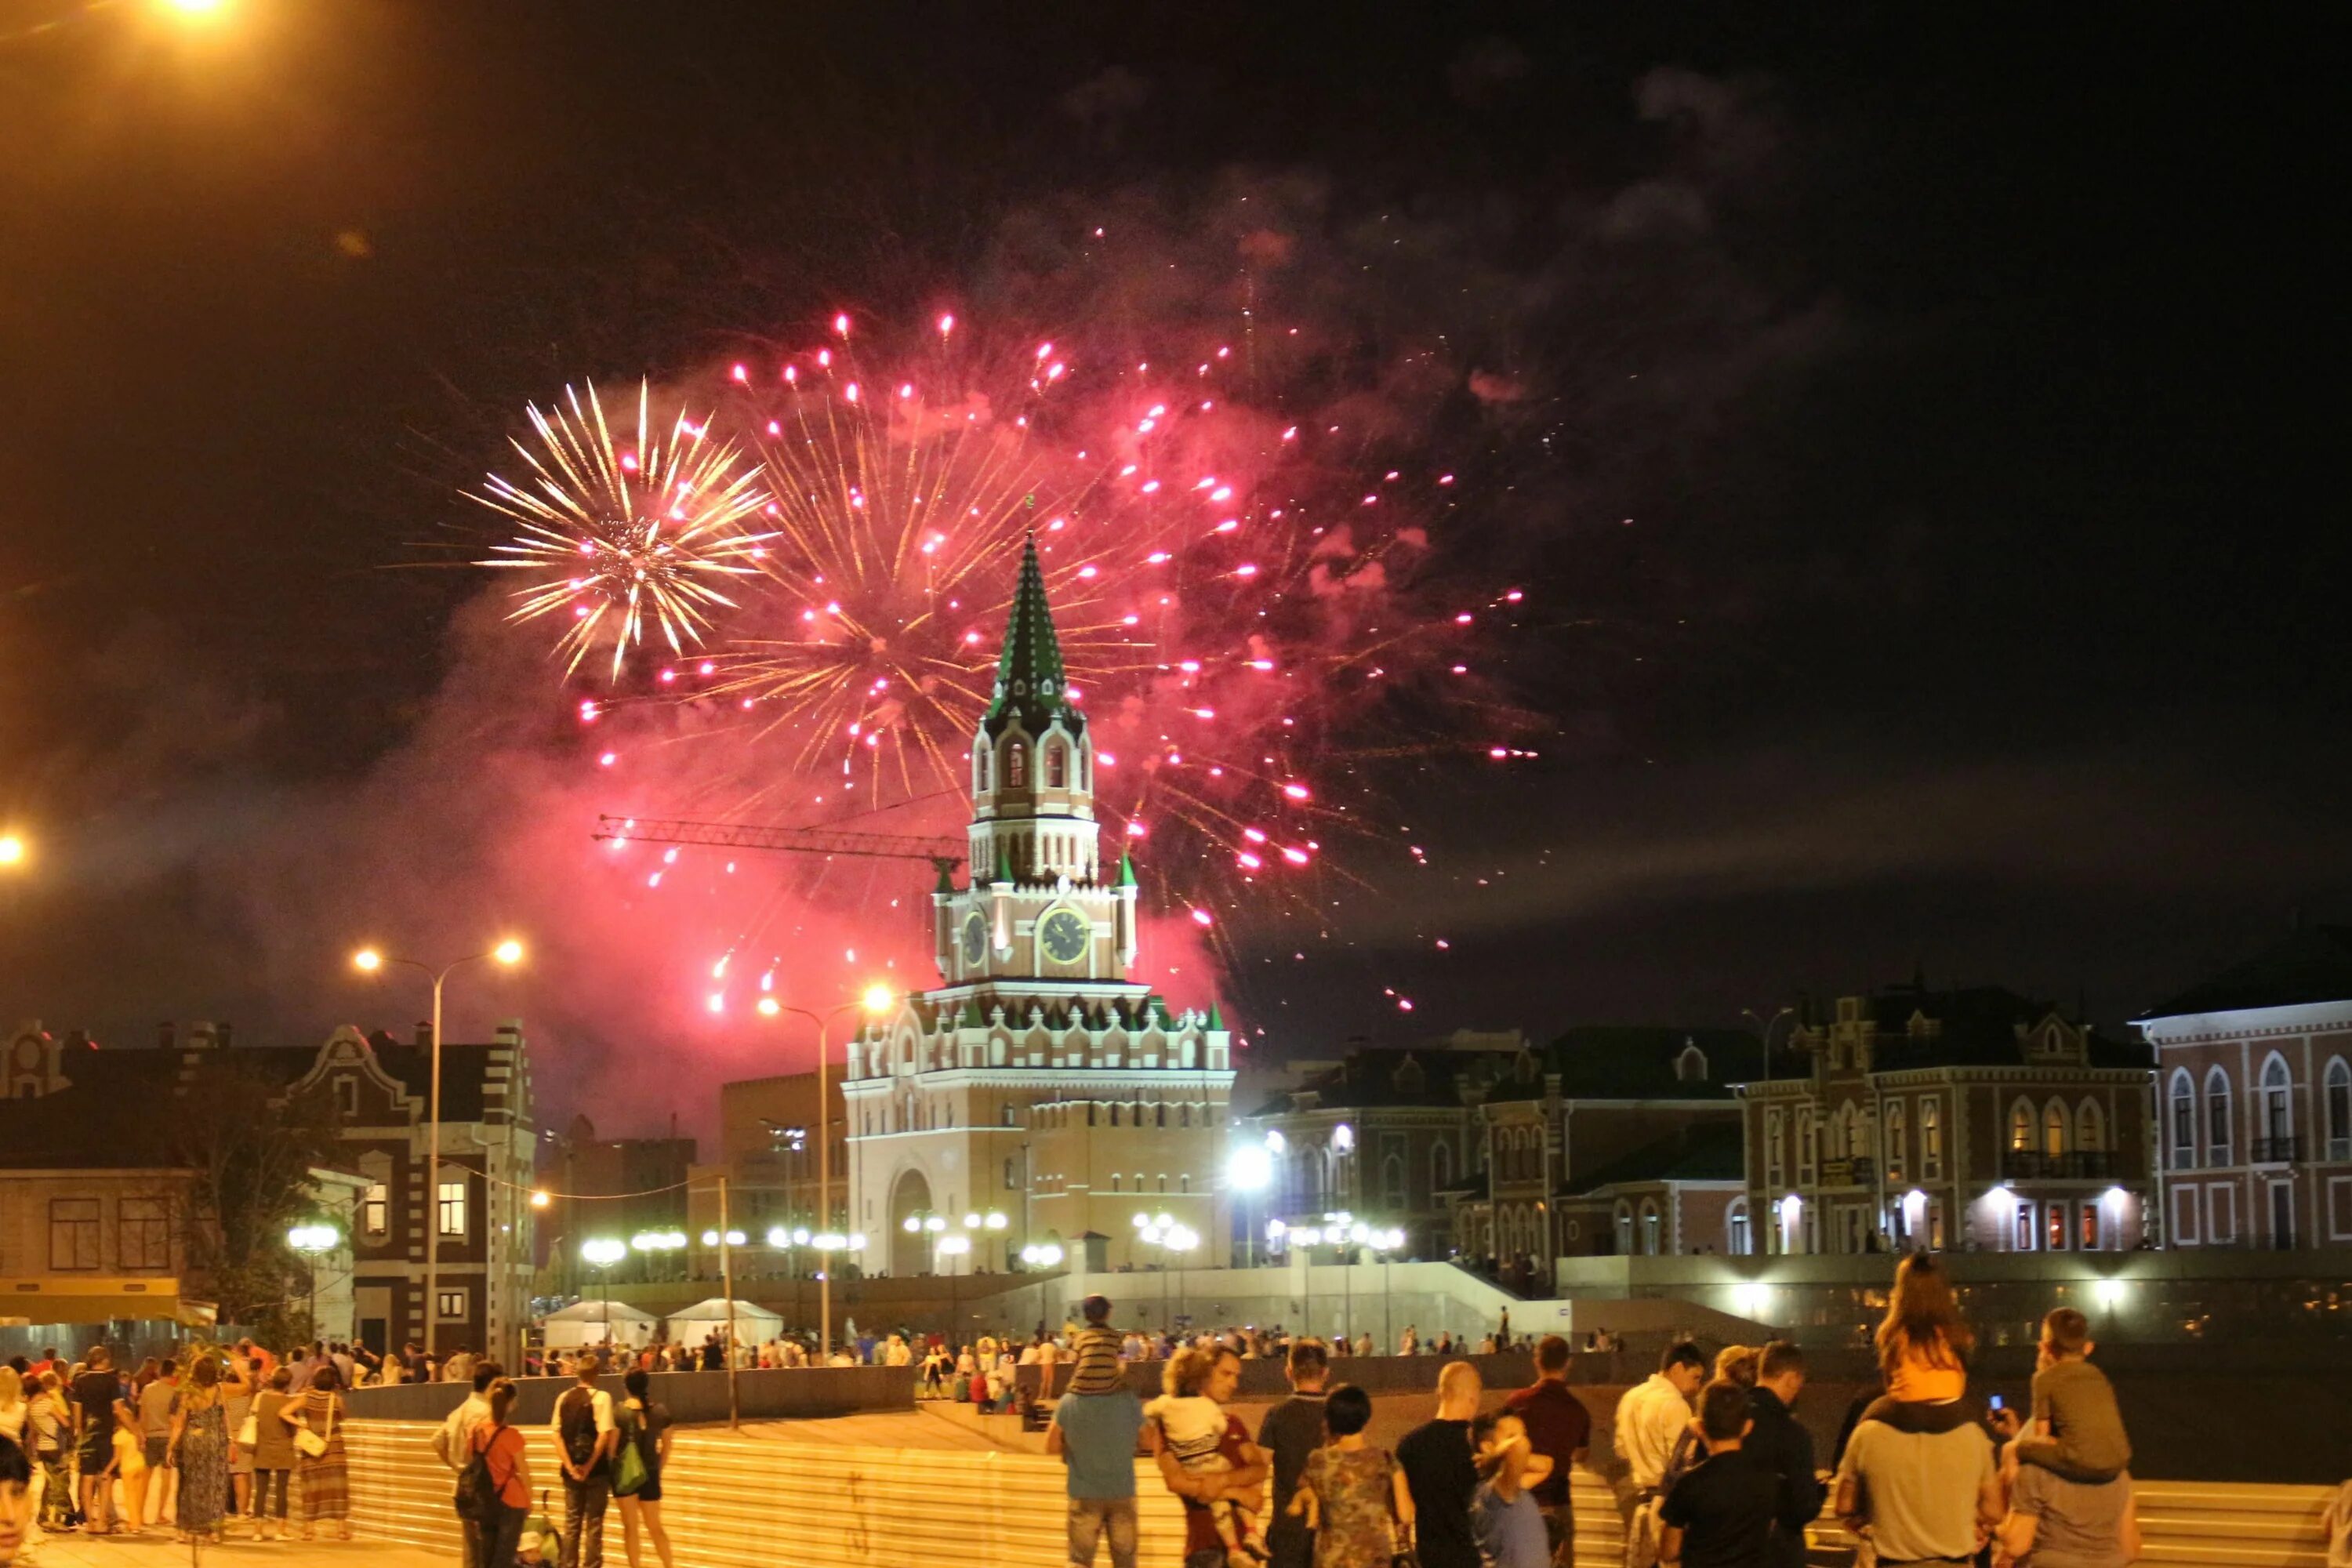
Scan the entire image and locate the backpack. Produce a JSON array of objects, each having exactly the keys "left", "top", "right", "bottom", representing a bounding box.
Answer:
[
  {"left": 559, "top": 1388, "right": 602, "bottom": 1469},
  {"left": 453, "top": 1424, "right": 504, "bottom": 1521}
]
